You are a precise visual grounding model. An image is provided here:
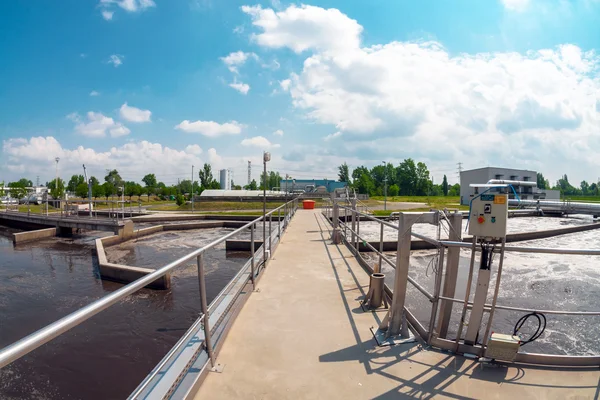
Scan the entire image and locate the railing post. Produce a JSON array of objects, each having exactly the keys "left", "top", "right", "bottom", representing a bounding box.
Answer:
[
  {"left": 269, "top": 213, "right": 272, "bottom": 255},
  {"left": 376, "top": 222, "right": 384, "bottom": 274},
  {"left": 436, "top": 212, "right": 463, "bottom": 339},
  {"left": 197, "top": 253, "right": 215, "bottom": 367},
  {"left": 278, "top": 208, "right": 281, "bottom": 239},
  {"left": 351, "top": 198, "right": 357, "bottom": 247},
  {"left": 356, "top": 209, "right": 360, "bottom": 251},
  {"left": 428, "top": 246, "right": 445, "bottom": 344},
  {"left": 331, "top": 201, "right": 341, "bottom": 244},
  {"left": 250, "top": 223, "right": 256, "bottom": 290}
]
